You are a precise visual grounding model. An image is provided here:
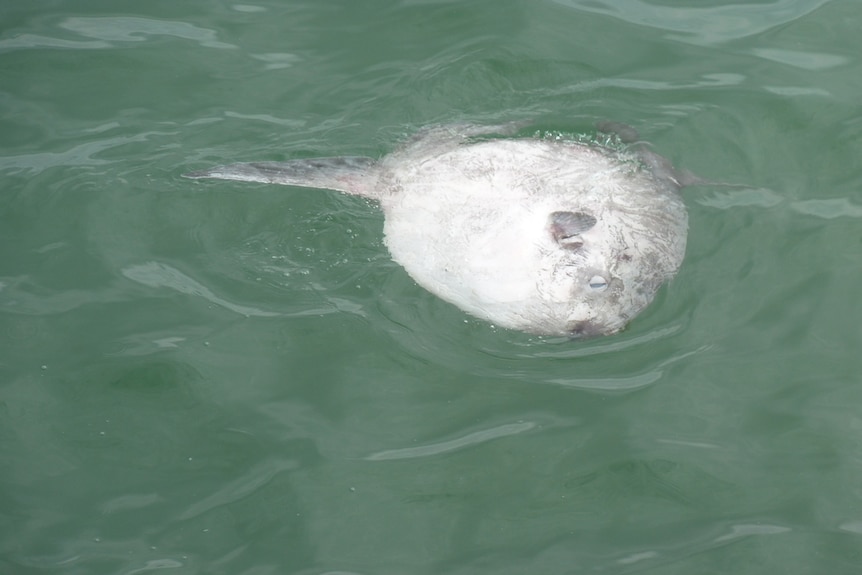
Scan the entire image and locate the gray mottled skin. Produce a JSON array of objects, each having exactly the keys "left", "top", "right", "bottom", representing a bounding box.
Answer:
[{"left": 184, "top": 123, "right": 690, "bottom": 337}]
